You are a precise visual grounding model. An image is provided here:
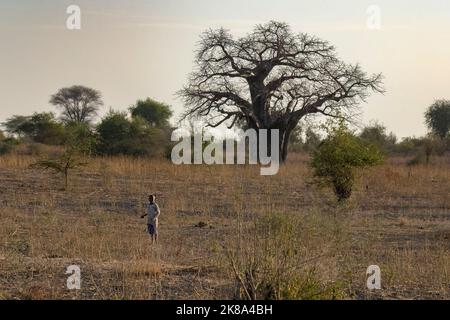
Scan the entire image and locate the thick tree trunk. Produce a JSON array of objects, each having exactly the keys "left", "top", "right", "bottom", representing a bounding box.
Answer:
[
  {"left": 247, "top": 76, "right": 300, "bottom": 164},
  {"left": 252, "top": 126, "right": 290, "bottom": 164},
  {"left": 280, "top": 129, "right": 290, "bottom": 163}
]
